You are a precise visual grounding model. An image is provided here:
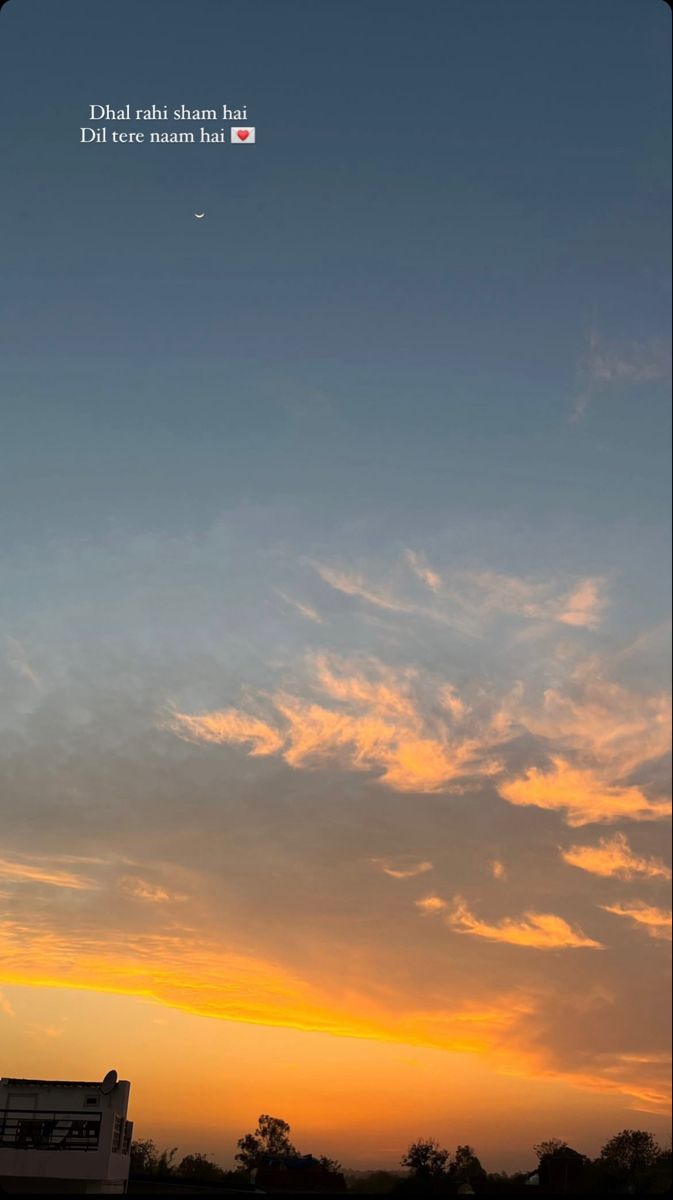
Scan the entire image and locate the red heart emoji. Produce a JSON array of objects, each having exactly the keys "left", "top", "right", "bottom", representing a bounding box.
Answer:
[{"left": 237, "top": 130, "right": 249, "bottom": 141}]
